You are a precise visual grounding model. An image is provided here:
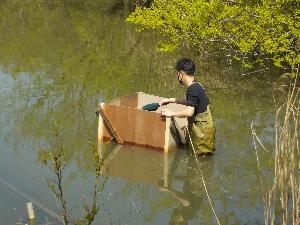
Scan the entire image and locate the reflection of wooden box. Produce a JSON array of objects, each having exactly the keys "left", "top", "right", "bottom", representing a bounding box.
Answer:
[
  {"left": 100, "top": 144, "right": 174, "bottom": 185},
  {"left": 97, "top": 92, "right": 187, "bottom": 152}
]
